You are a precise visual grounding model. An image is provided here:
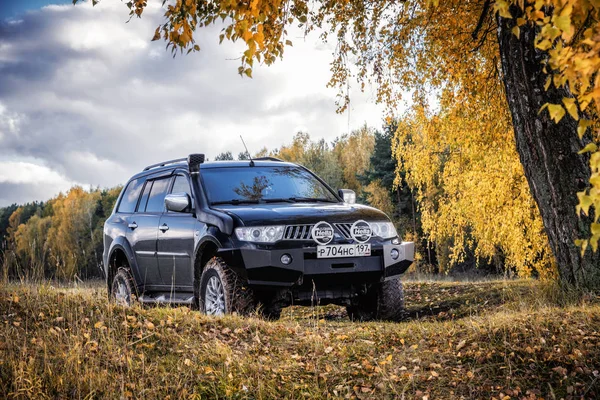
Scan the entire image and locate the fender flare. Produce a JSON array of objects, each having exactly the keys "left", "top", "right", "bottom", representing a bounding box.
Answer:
[
  {"left": 193, "top": 234, "right": 222, "bottom": 269},
  {"left": 107, "top": 236, "right": 143, "bottom": 288}
]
